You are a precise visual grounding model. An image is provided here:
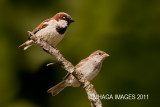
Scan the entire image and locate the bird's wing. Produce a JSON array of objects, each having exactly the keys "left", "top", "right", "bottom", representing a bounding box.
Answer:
[
  {"left": 32, "top": 18, "right": 50, "bottom": 34},
  {"left": 75, "top": 57, "right": 89, "bottom": 69},
  {"left": 63, "top": 58, "right": 89, "bottom": 80}
]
